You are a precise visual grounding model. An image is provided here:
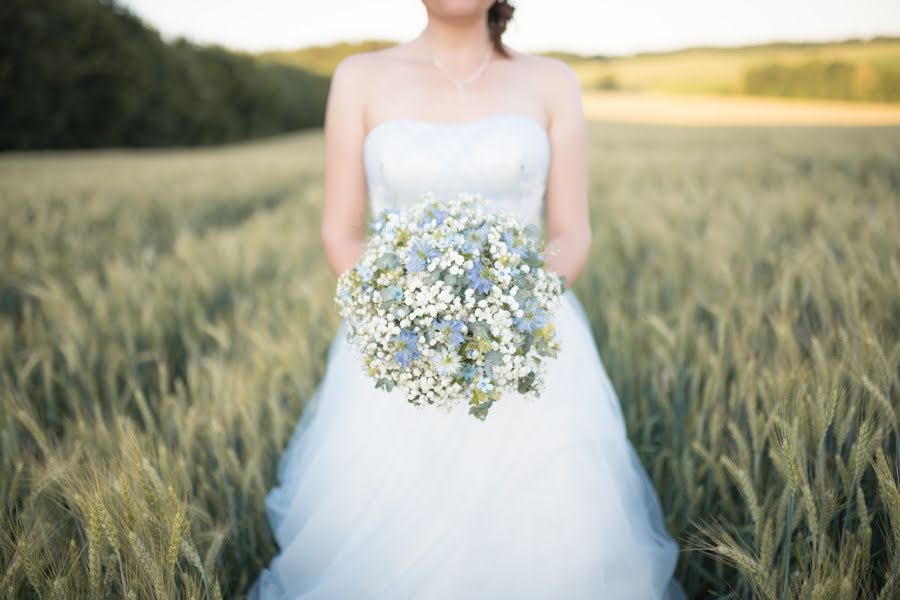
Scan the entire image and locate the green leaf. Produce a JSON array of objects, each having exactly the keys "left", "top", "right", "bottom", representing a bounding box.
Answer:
[
  {"left": 376, "top": 253, "right": 398, "bottom": 269},
  {"left": 468, "top": 399, "right": 494, "bottom": 421},
  {"left": 470, "top": 388, "right": 485, "bottom": 405},
  {"left": 521, "top": 335, "right": 533, "bottom": 354},
  {"left": 470, "top": 321, "right": 491, "bottom": 340},
  {"left": 517, "top": 373, "right": 535, "bottom": 393},
  {"left": 485, "top": 351, "right": 503, "bottom": 365}
]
